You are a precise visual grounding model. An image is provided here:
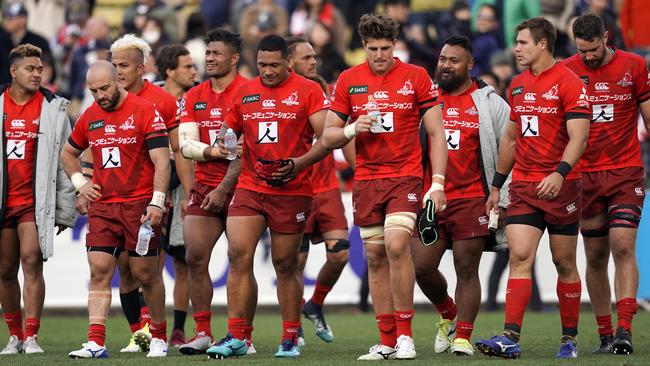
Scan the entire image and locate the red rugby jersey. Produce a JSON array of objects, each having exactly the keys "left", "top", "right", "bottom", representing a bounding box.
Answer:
[
  {"left": 439, "top": 81, "right": 485, "bottom": 200},
  {"left": 329, "top": 58, "right": 438, "bottom": 181},
  {"left": 312, "top": 154, "right": 339, "bottom": 193},
  {"left": 563, "top": 49, "right": 650, "bottom": 172},
  {"left": 3, "top": 89, "right": 43, "bottom": 207},
  {"left": 508, "top": 63, "right": 590, "bottom": 182},
  {"left": 136, "top": 80, "right": 180, "bottom": 131},
  {"left": 180, "top": 74, "right": 247, "bottom": 186},
  {"left": 69, "top": 93, "right": 169, "bottom": 203},
  {"left": 226, "top": 72, "right": 329, "bottom": 196}
]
